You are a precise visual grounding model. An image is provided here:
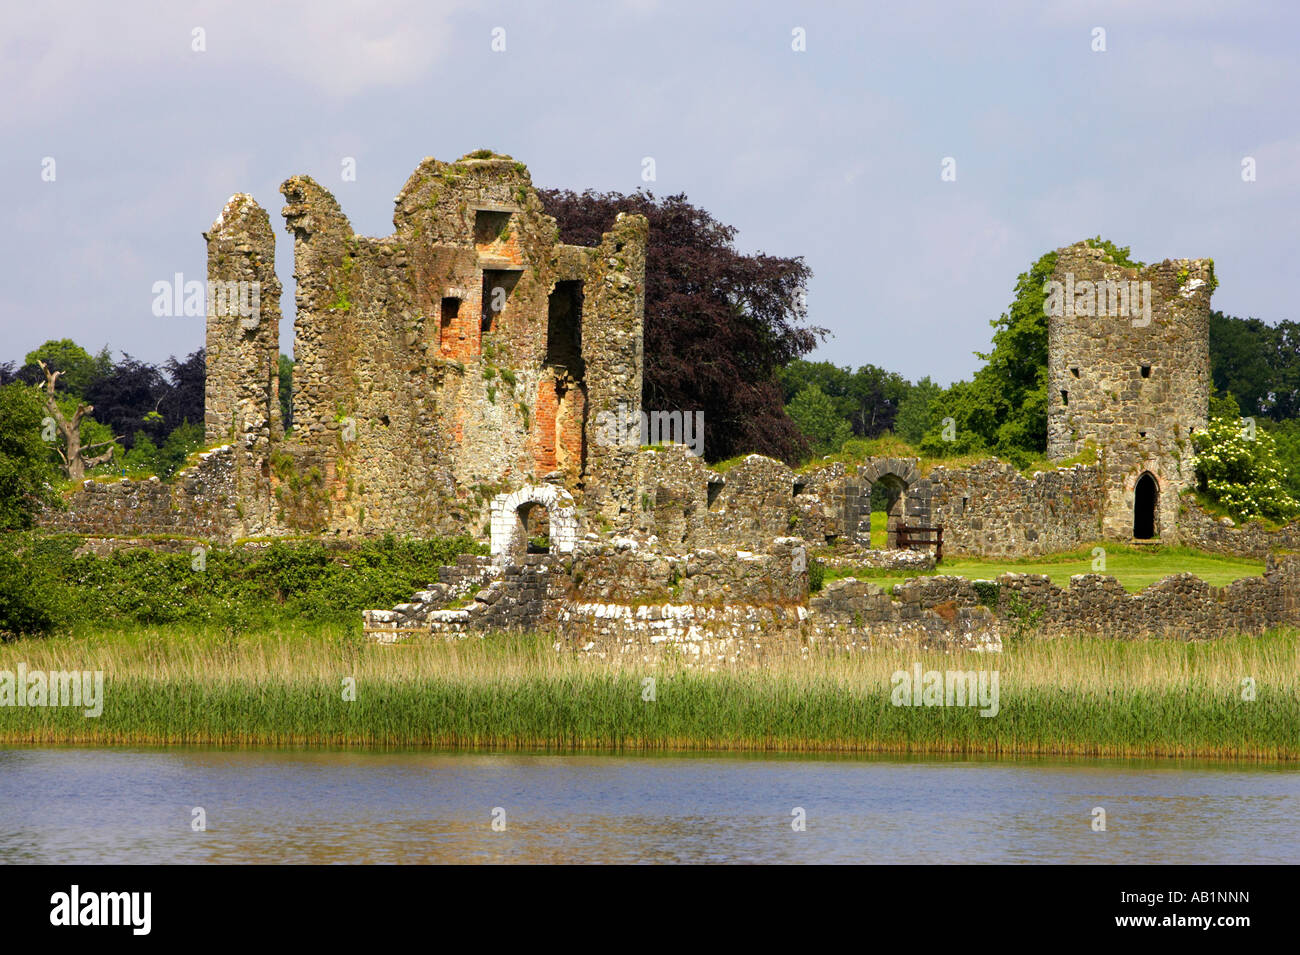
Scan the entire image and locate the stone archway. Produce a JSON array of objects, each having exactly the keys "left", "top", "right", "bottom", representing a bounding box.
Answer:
[
  {"left": 857, "top": 458, "right": 922, "bottom": 548},
  {"left": 490, "top": 484, "right": 578, "bottom": 560}
]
